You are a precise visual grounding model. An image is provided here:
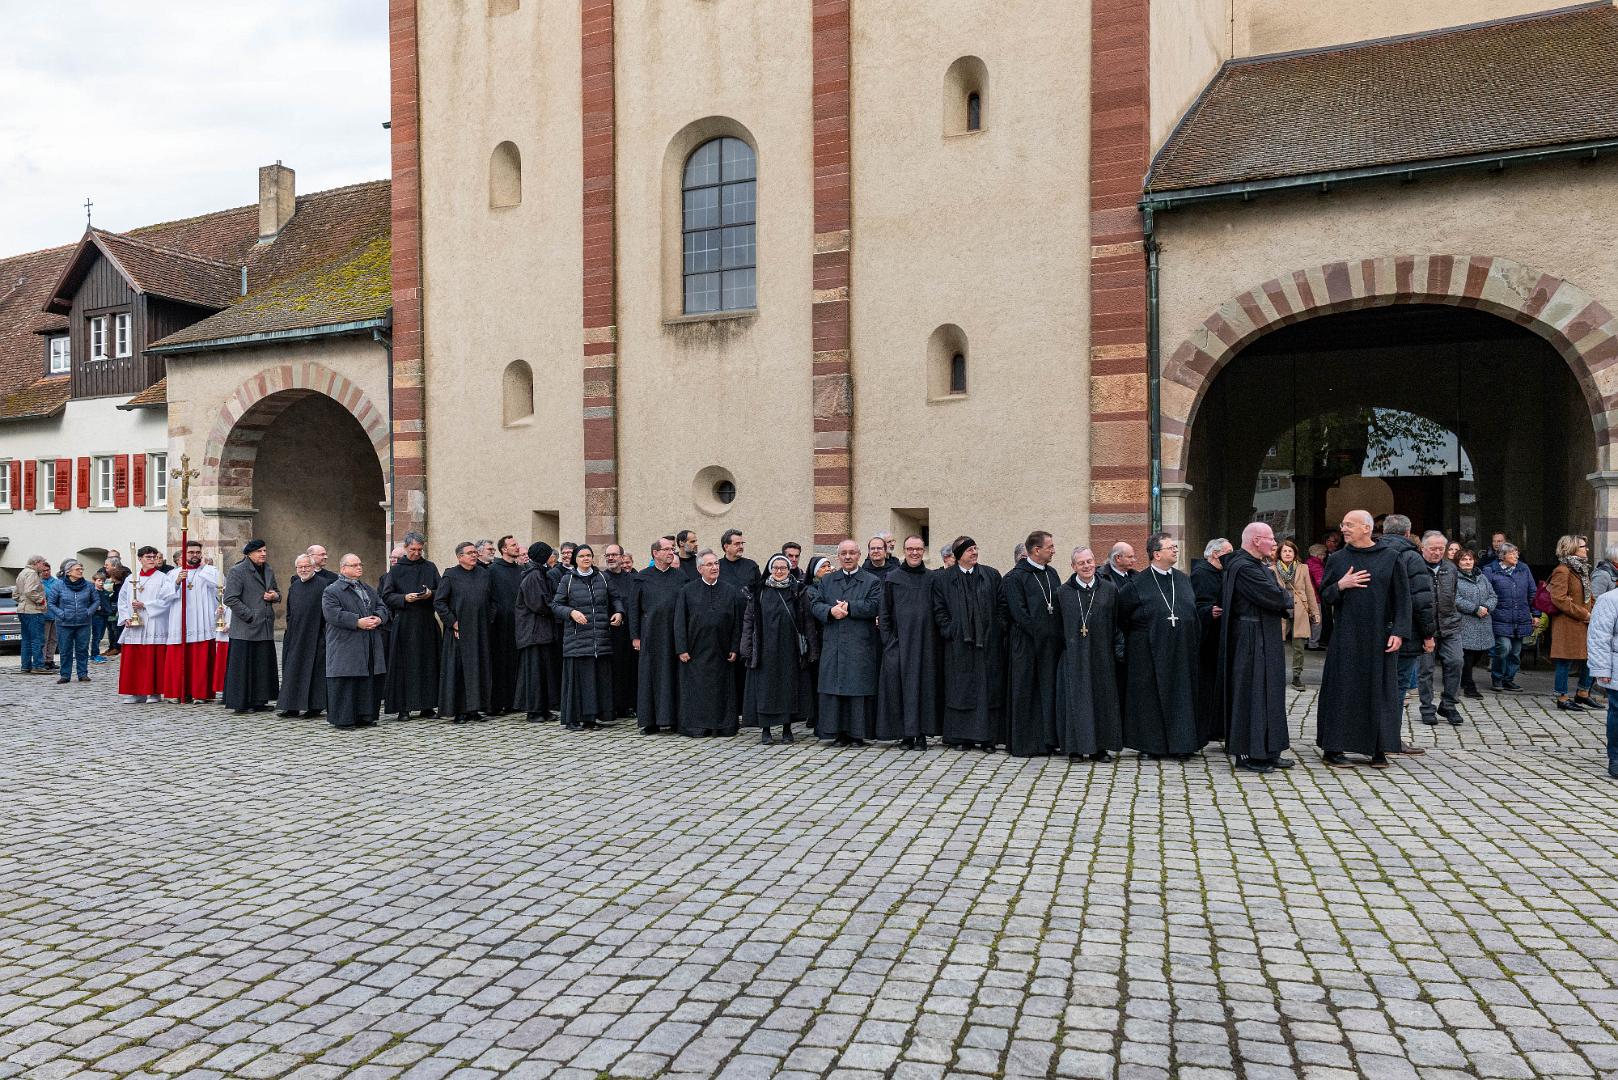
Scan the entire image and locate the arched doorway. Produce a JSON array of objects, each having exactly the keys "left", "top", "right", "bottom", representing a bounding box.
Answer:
[
  {"left": 1163, "top": 256, "right": 1618, "bottom": 566},
  {"left": 202, "top": 363, "right": 390, "bottom": 584}
]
